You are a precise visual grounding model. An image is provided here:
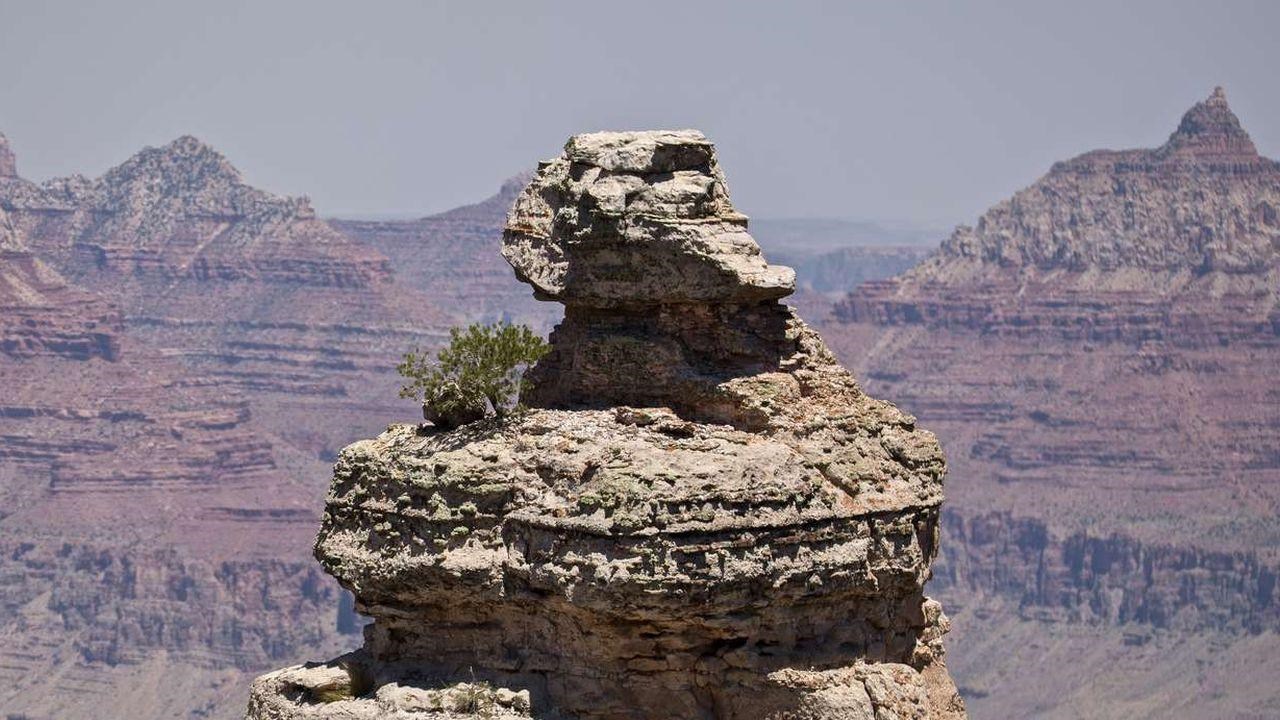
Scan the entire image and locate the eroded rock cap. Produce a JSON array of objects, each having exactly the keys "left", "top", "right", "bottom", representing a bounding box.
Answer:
[{"left": 502, "top": 130, "right": 795, "bottom": 308}]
